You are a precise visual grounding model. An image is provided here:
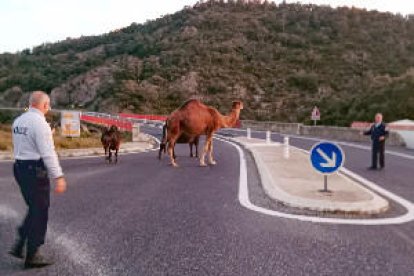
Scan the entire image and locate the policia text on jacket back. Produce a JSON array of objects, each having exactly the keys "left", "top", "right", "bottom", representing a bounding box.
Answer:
[{"left": 9, "top": 91, "right": 67, "bottom": 269}]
